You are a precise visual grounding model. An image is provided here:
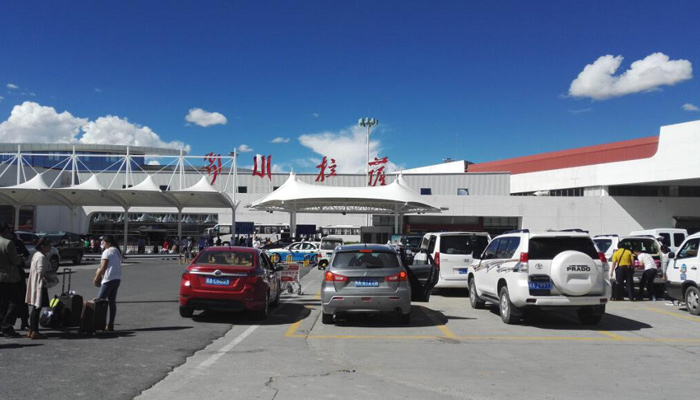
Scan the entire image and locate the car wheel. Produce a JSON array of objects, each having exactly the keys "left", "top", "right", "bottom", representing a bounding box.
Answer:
[
  {"left": 577, "top": 306, "right": 604, "bottom": 325},
  {"left": 469, "top": 278, "right": 485, "bottom": 309},
  {"left": 179, "top": 306, "right": 194, "bottom": 318},
  {"left": 253, "top": 293, "right": 270, "bottom": 320},
  {"left": 499, "top": 286, "right": 520, "bottom": 325},
  {"left": 73, "top": 252, "right": 83, "bottom": 265},
  {"left": 685, "top": 286, "right": 700, "bottom": 316},
  {"left": 321, "top": 312, "right": 333, "bottom": 325},
  {"left": 398, "top": 311, "right": 411, "bottom": 325},
  {"left": 50, "top": 256, "right": 60, "bottom": 271}
]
